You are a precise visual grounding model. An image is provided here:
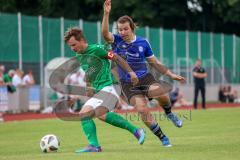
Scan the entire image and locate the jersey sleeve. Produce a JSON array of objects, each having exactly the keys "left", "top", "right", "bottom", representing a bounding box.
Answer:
[
  {"left": 95, "top": 46, "right": 114, "bottom": 60},
  {"left": 113, "top": 34, "right": 122, "bottom": 43},
  {"left": 144, "top": 39, "right": 154, "bottom": 58},
  {"left": 106, "top": 50, "right": 114, "bottom": 60},
  {"left": 95, "top": 46, "right": 107, "bottom": 57}
]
